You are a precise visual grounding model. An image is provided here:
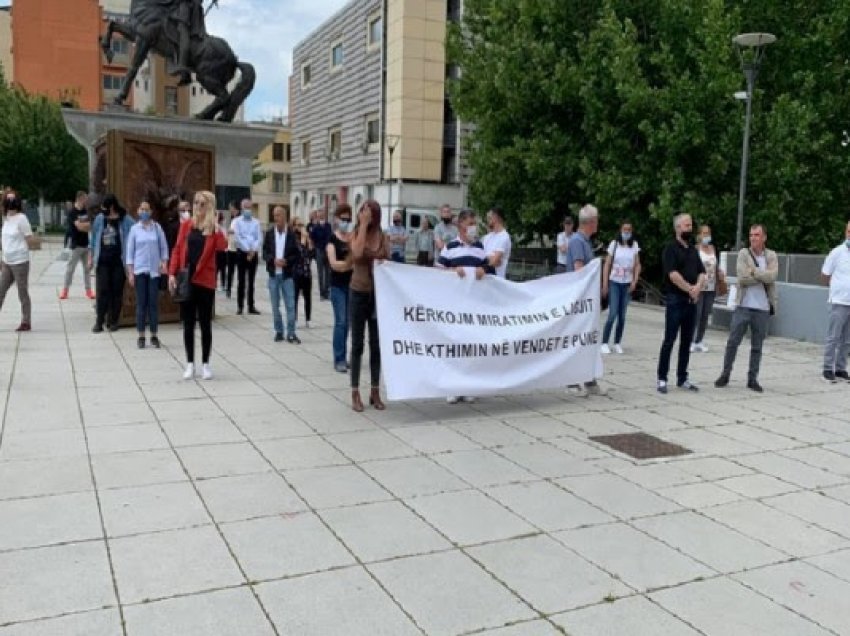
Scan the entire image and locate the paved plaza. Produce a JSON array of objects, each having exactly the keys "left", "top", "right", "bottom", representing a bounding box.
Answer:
[{"left": 1, "top": 241, "right": 850, "bottom": 636}]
